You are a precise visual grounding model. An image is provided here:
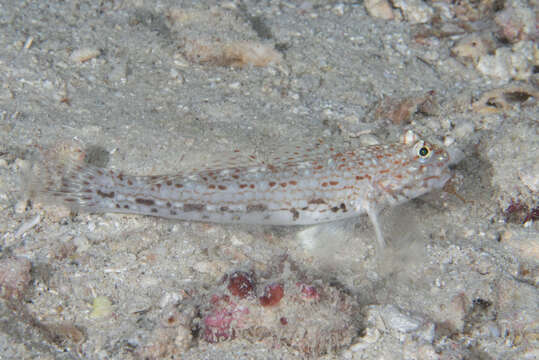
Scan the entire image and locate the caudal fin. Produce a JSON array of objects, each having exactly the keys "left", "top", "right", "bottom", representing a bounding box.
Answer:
[{"left": 24, "top": 142, "right": 106, "bottom": 212}]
